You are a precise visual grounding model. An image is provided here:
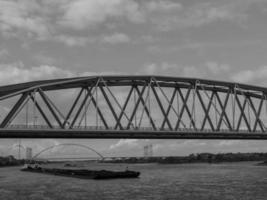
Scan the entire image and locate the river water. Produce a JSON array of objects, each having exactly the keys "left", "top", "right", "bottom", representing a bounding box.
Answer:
[{"left": 0, "top": 162, "right": 267, "bottom": 200}]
